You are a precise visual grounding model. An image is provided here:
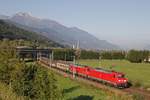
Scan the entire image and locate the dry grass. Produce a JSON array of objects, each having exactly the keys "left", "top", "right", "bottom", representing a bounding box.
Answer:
[{"left": 0, "top": 82, "right": 24, "bottom": 100}]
